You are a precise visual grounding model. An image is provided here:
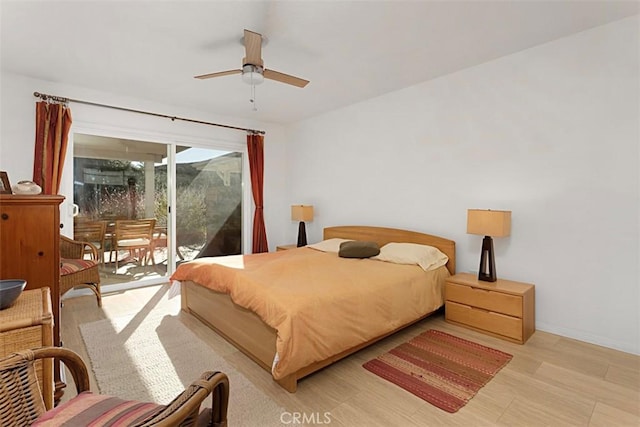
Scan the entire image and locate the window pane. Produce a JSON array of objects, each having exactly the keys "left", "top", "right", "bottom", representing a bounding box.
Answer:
[{"left": 174, "top": 146, "right": 242, "bottom": 262}]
